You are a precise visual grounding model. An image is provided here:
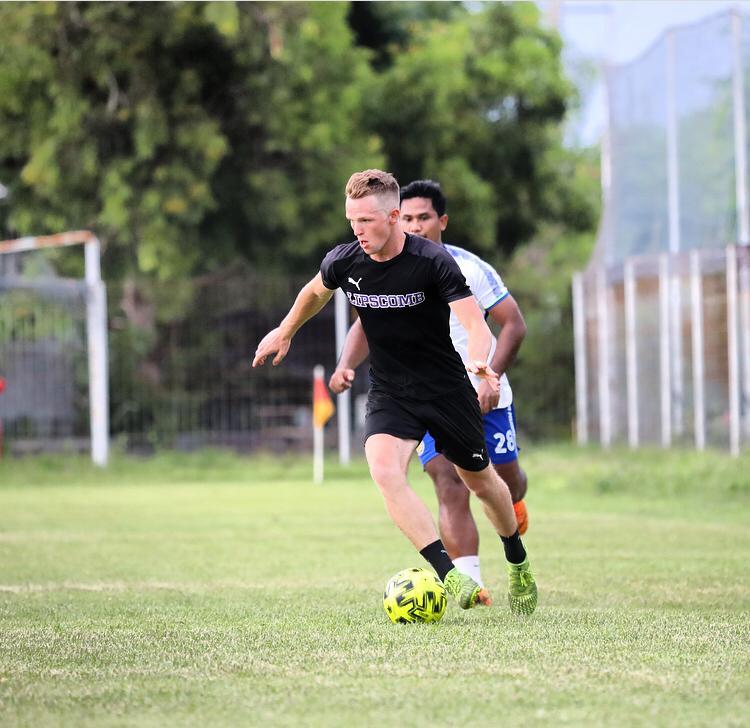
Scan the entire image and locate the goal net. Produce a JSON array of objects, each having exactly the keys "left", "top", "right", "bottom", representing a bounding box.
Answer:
[{"left": 0, "top": 231, "right": 109, "bottom": 465}]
